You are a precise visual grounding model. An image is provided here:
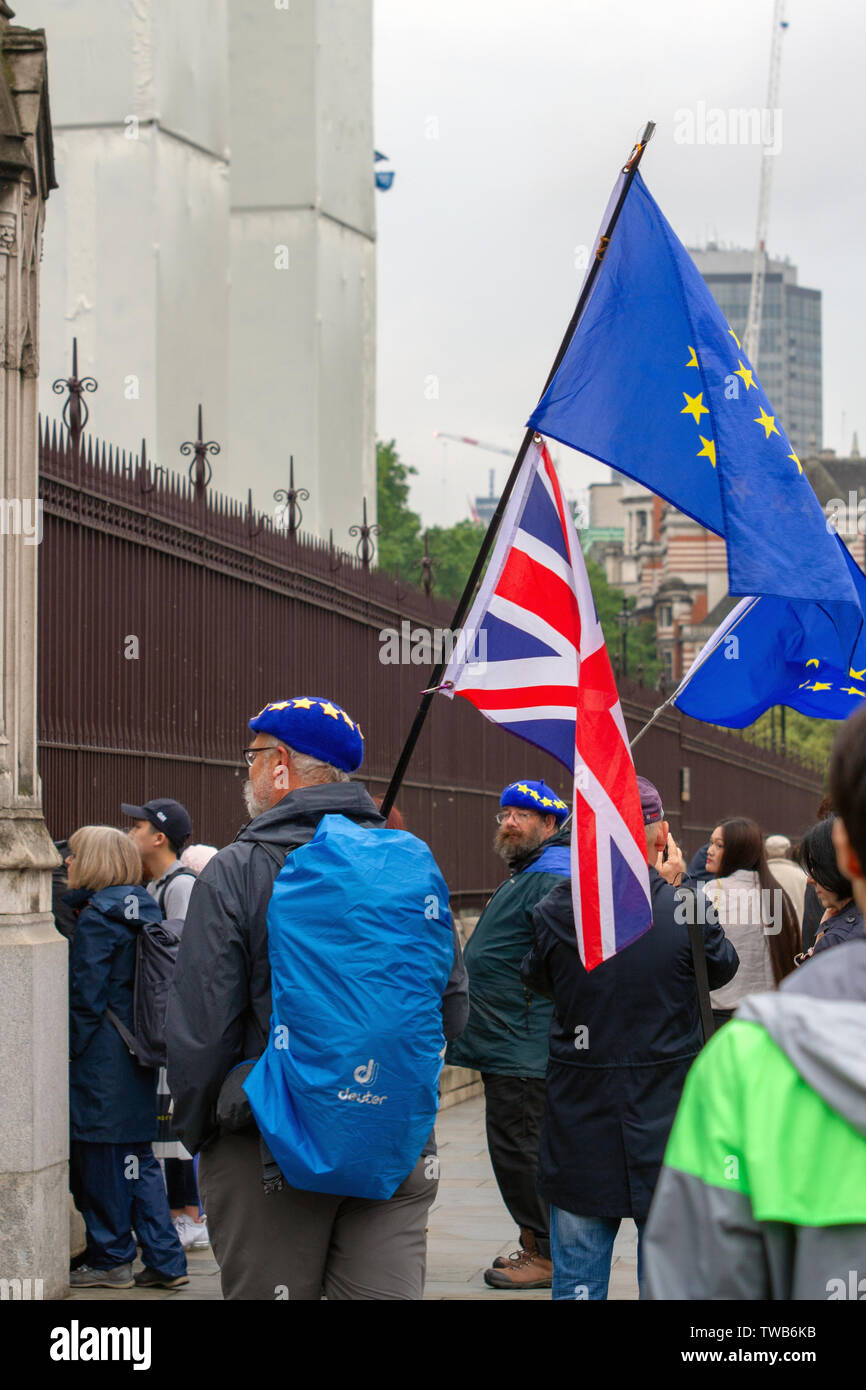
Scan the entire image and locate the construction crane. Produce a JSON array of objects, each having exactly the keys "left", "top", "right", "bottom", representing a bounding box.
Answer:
[
  {"left": 433, "top": 430, "right": 514, "bottom": 458},
  {"left": 742, "top": 0, "right": 789, "bottom": 367}
]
